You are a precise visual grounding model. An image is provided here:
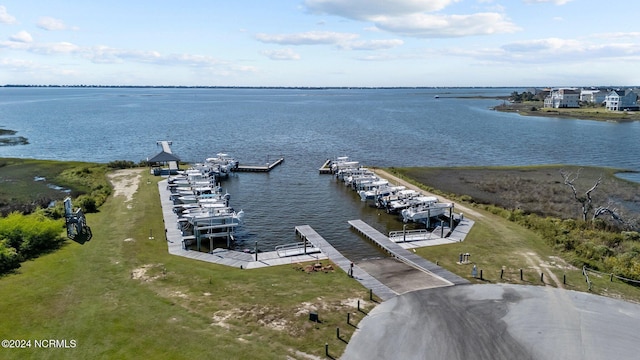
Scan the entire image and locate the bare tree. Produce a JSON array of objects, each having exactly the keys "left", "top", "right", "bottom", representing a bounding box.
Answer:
[{"left": 559, "top": 168, "right": 602, "bottom": 221}]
